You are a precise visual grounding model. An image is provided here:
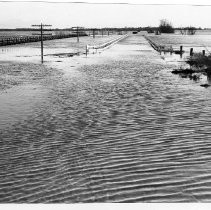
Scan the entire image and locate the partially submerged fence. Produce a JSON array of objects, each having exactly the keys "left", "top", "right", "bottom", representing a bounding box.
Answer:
[
  {"left": 85, "top": 34, "right": 128, "bottom": 55},
  {"left": 144, "top": 35, "right": 209, "bottom": 57},
  {"left": 144, "top": 35, "right": 173, "bottom": 53},
  {"left": 0, "top": 33, "right": 88, "bottom": 47}
]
